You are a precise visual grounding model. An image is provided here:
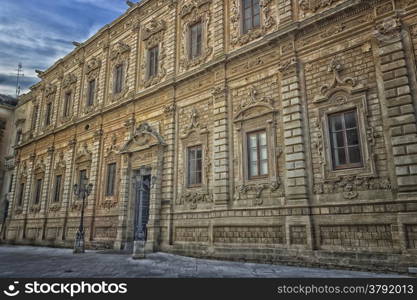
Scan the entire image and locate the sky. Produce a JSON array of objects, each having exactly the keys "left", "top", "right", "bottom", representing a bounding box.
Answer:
[{"left": 0, "top": 0, "right": 135, "bottom": 97}]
